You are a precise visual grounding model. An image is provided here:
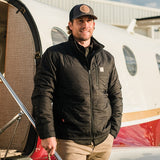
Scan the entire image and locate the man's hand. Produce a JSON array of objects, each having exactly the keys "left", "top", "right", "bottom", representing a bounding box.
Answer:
[{"left": 41, "top": 137, "right": 57, "bottom": 156}]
